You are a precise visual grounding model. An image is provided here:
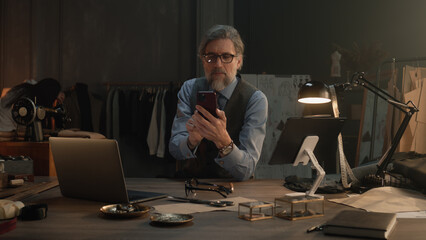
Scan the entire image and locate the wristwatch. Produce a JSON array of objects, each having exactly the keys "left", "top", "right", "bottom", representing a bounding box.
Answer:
[{"left": 219, "top": 141, "right": 234, "bottom": 156}]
